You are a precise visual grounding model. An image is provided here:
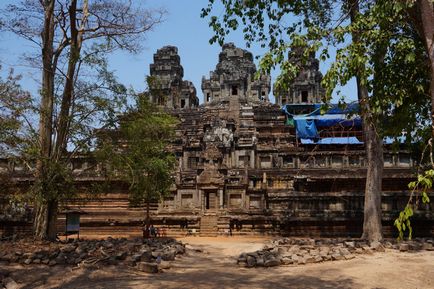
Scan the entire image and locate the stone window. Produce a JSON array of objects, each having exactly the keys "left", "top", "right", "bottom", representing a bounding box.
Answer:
[
  {"left": 348, "top": 156, "right": 360, "bottom": 167},
  {"left": 301, "top": 90, "right": 308, "bottom": 102},
  {"left": 238, "top": 155, "right": 250, "bottom": 168},
  {"left": 181, "top": 194, "right": 193, "bottom": 208},
  {"left": 163, "top": 196, "right": 174, "bottom": 208},
  {"left": 300, "top": 156, "right": 314, "bottom": 168},
  {"left": 187, "top": 157, "right": 198, "bottom": 169},
  {"left": 331, "top": 156, "right": 343, "bottom": 168},
  {"left": 399, "top": 155, "right": 411, "bottom": 166},
  {"left": 316, "top": 156, "right": 327, "bottom": 167},
  {"left": 229, "top": 194, "right": 242, "bottom": 208},
  {"left": 260, "top": 156, "right": 272, "bottom": 168},
  {"left": 206, "top": 93, "right": 210, "bottom": 102},
  {"left": 282, "top": 155, "right": 294, "bottom": 168},
  {"left": 249, "top": 196, "right": 262, "bottom": 209},
  {"left": 384, "top": 155, "right": 394, "bottom": 167}
]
